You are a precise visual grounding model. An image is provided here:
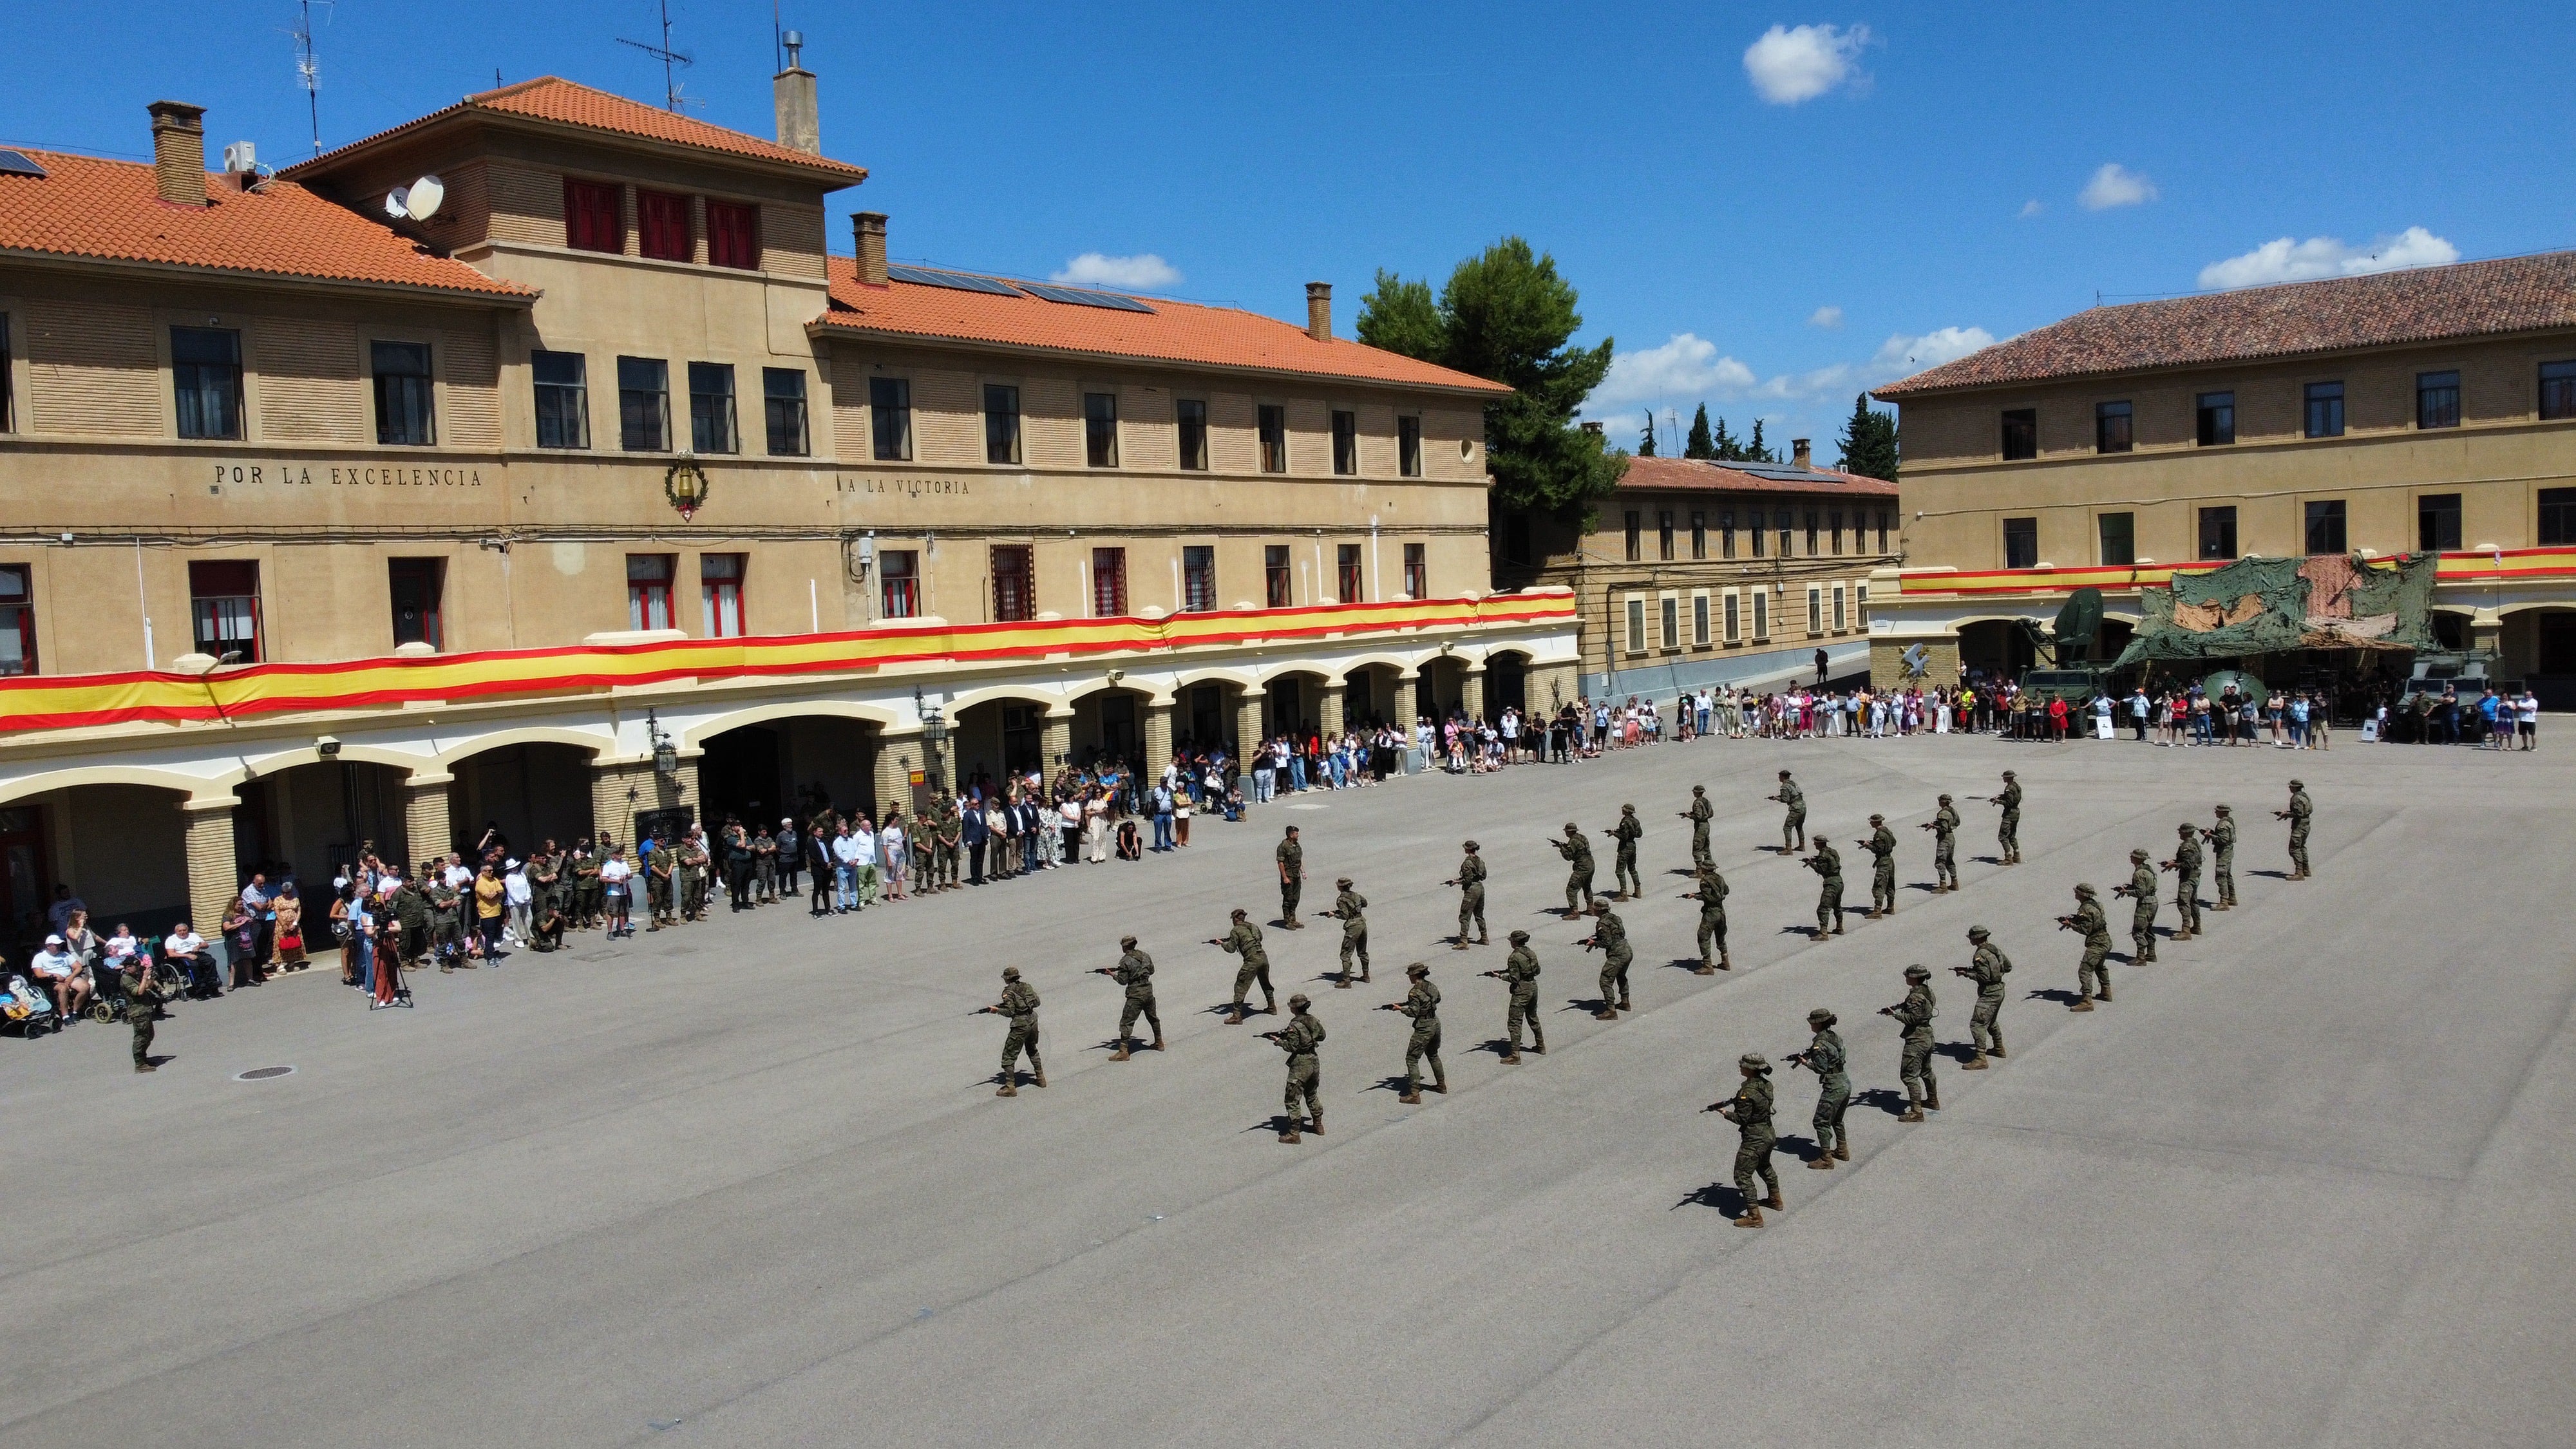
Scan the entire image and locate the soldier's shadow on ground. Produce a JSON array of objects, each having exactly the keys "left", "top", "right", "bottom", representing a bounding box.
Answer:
[
  {"left": 1474, "top": 1037, "right": 1519, "bottom": 1057},
  {"left": 1672, "top": 1179, "right": 1752, "bottom": 1215},
  {"left": 1659, "top": 956, "right": 1709, "bottom": 973},
  {"left": 1907, "top": 881, "right": 1944, "bottom": 894},
  {"left": 2027, "top": 987, "right": 2083, "bottom": 1007},
  {"left": 1557, "top": 996, "right": 1616, "bottom": 1016},
  {"left": 1972, "top": 855, "right": 2003, "bottom": 866},
  {"left": 1935, "top": 1041, "right": 1981, "bottom": 1063},
  {"left": 2249, "top": 869, "right": 2293, "bottom": 880},
  {"left": 1368, "top": 1074, "right": 1422, "bottom": 1096},
  {"left": 1855, "top": 1086, "right": 1911, "bottom": 1117},
  {"left": 1665, "top": 867, "right": 1699, "bottom": 877}
]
